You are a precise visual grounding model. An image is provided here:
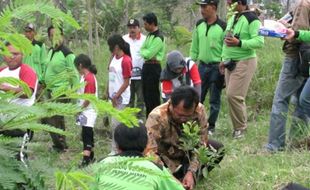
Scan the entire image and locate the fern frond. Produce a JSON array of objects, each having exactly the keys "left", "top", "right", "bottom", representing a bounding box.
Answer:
[
  {"left": 10, "top": 2, "right": 80, "bottom": 29},
  {"left": 0, "top": 77, "right": 32, "bottom": 98},
  {"left": 67, "top": 93, "right": 139, "bottom": 127},
  {"left": 3, "top": 123, "right": 69, "bottom": 136},
  {"left": 55, "top": 170, "right": 94, "bottom": 190}
]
